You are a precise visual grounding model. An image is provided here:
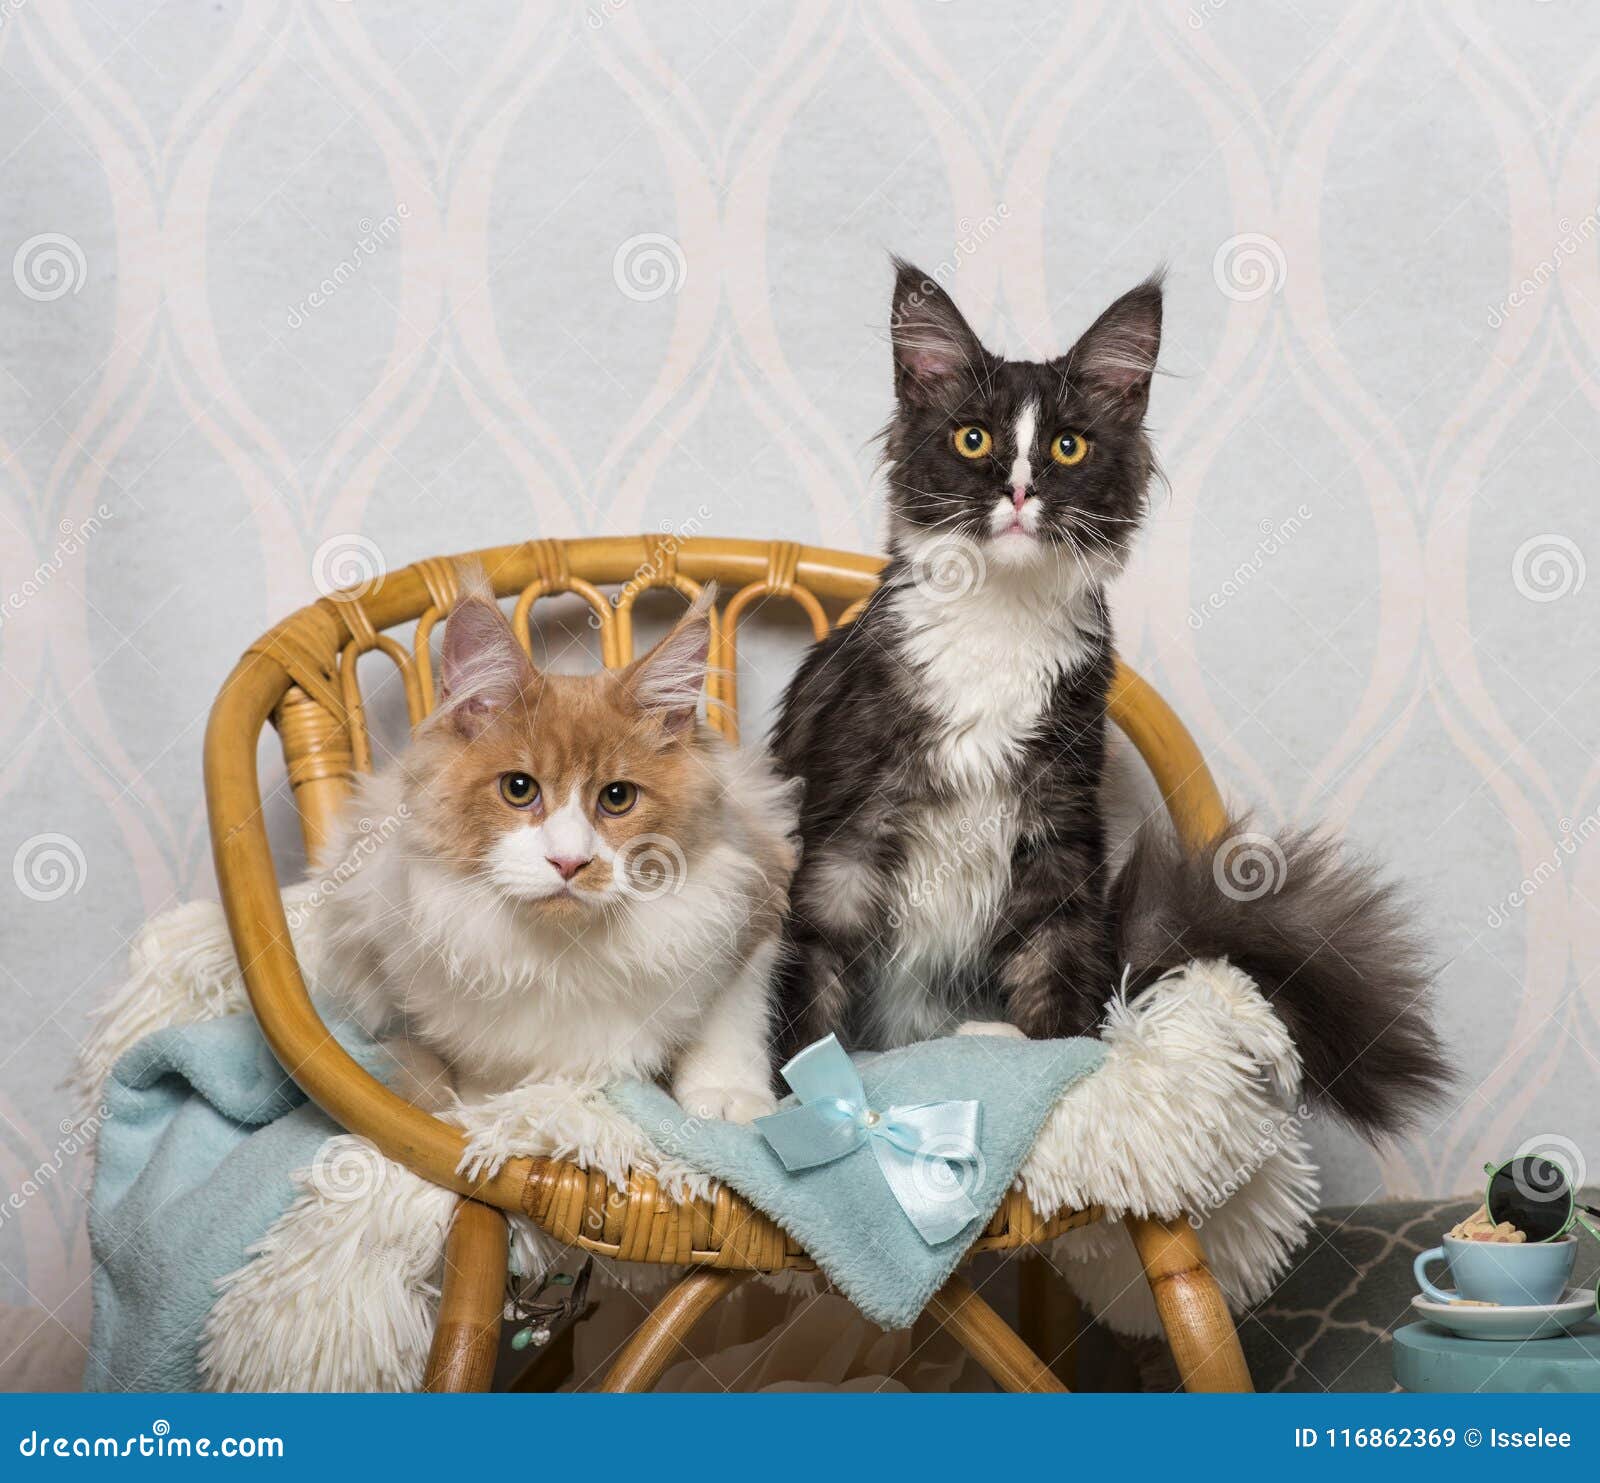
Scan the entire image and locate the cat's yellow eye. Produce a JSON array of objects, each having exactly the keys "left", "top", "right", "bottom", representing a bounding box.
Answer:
[
  {"left": 1051, "top": 431, "right": 1090, "bottom": 467},
  {"left": 953, "top": 424, "right": 992, "bottom": 459},
  {"left": 499, "top": 772, "right": 540, "bottom": 808},
  {"left": 598, "top": 780, "right": 638, "bottom": 816}
]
